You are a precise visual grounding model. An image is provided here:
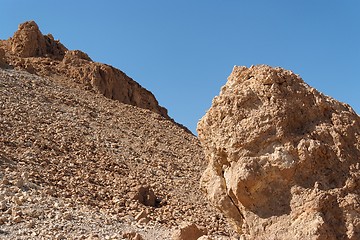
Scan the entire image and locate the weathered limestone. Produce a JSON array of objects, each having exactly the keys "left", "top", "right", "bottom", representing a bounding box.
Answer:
[{"left": 198, "top": 65, "right": 360, "bottom": 239}]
